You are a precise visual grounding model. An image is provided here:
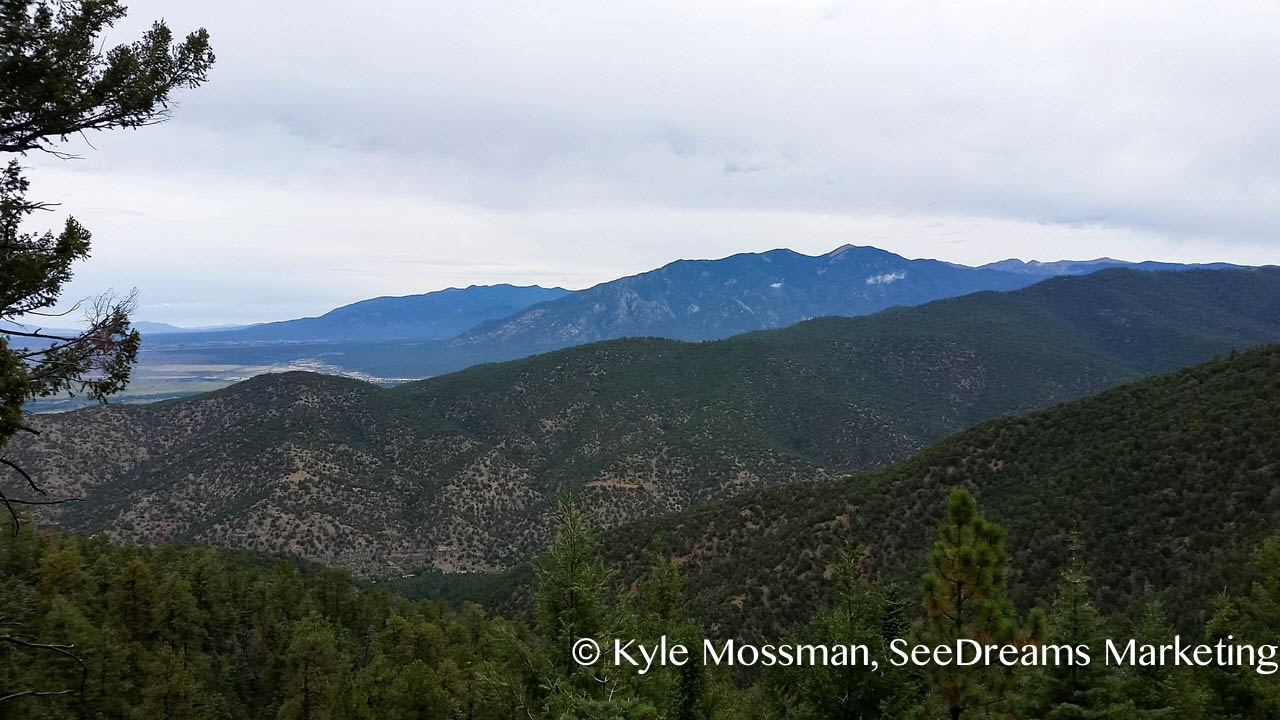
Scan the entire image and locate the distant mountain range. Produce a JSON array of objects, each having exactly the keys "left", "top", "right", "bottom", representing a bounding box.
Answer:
[
  {"left": 145, "top": 284, "right": 570, "bottom": 344},
  {"left": 133, "top": 321, "right": 248, "bottom": 334},
  {"left": 10, "top": 268, "right": 1280, "bottom": 574},
  {"left": 151, "top": 246, "right": 1250, "bottom": 349},
  {"left": 977, "top": 257, "right": 1247, "bottom": 276},
  {"left": 449, "top": 245, "right": 1041, "bottom": 353},
  {"left": 126, "top": 247, "right": 1258, "bottom": 386}
]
